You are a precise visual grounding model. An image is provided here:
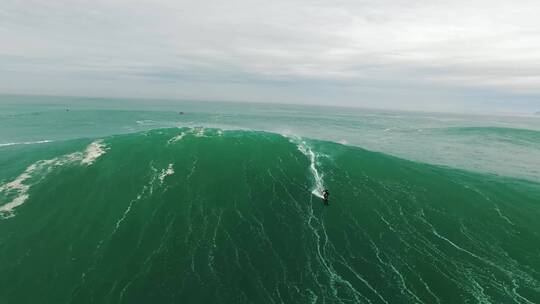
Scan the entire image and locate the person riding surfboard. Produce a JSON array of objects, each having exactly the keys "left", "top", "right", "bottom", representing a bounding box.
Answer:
[{"left": 322, "top": 189, "right": 329, "bottom": 205}]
